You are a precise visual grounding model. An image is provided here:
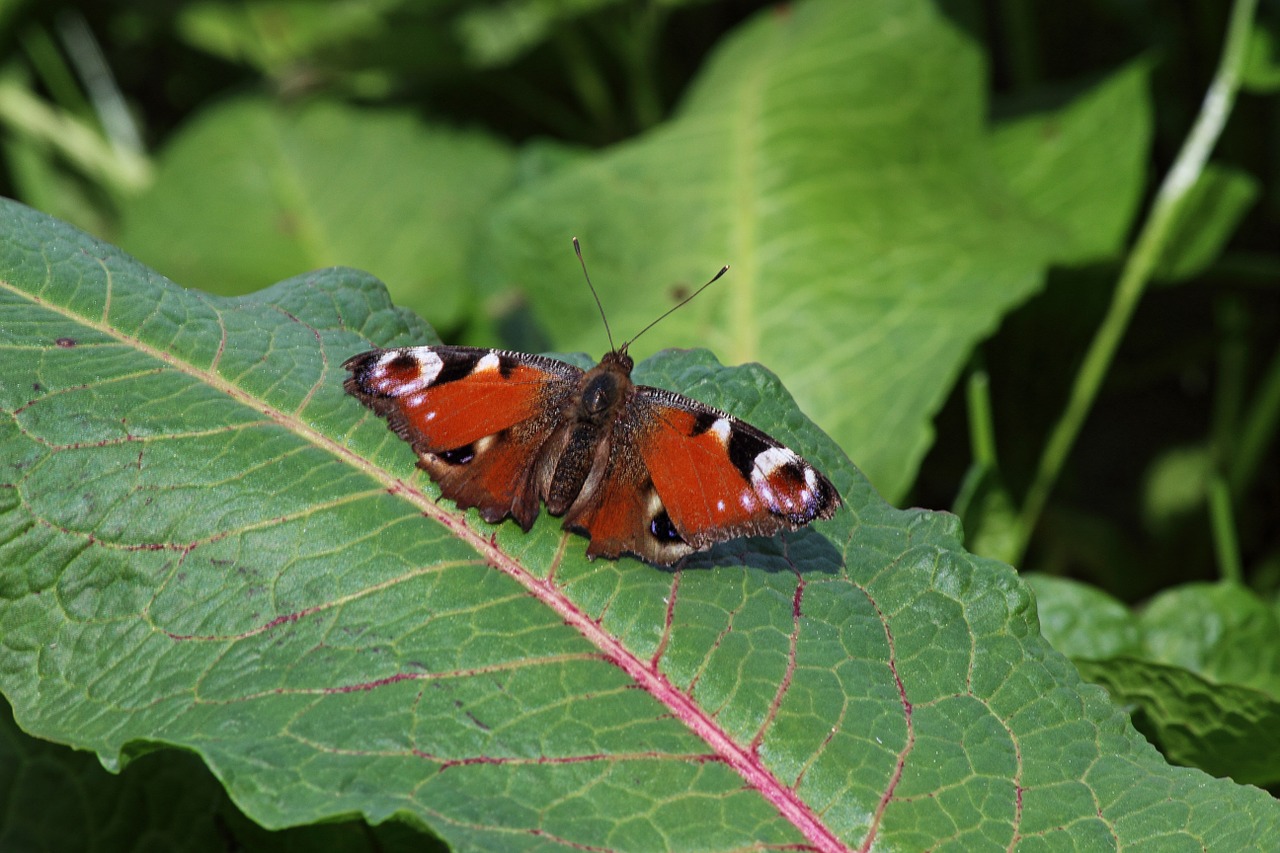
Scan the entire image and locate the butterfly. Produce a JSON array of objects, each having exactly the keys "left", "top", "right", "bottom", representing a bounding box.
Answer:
[{"left": 343, "top": 243, "right": 841, "bottom": 565}]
